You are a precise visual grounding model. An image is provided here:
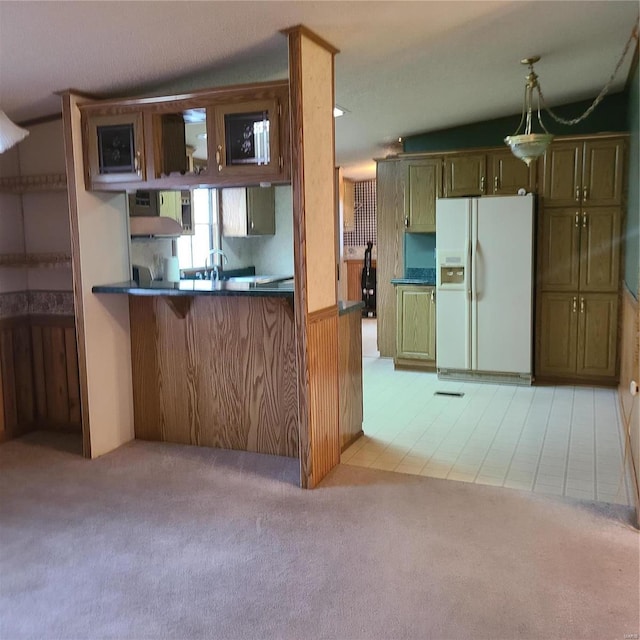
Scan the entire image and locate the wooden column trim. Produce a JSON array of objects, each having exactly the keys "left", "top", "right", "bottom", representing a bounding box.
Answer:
[
  {"left": 308, "top": 305, "right": 339, "bottom": 323},
  {"left": 287, "top": 28, "right": 312, "bottom": 488},
  {"left": 281, "top": 25, "right": 340, "bottom": 55},
  {"left": 287, "top": 25, "right": 339, "bottom": 488},
  {"left": 61, "top": 90, "right": 92, "bottom": 459}
]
